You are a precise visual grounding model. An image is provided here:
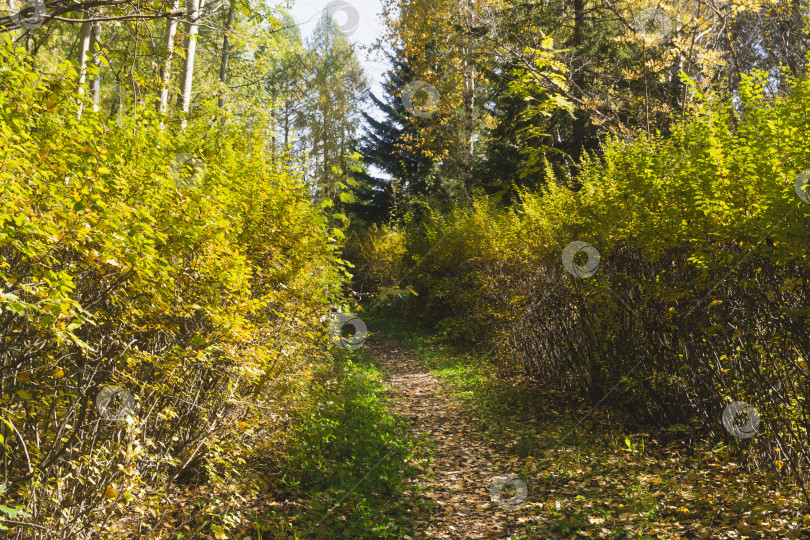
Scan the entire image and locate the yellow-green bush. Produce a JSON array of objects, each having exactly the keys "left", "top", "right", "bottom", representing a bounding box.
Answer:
[
  {"left": 0, "top": 41, "right": 344, "bottom": 537},
  {"left": 354, "top": 70, "right": 810, "bottom": 486}
]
